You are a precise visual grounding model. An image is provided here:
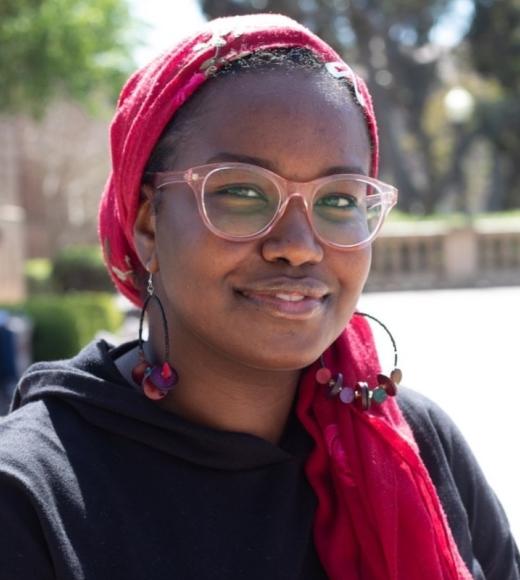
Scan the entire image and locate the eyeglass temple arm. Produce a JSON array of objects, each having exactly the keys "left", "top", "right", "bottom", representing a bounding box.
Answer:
[
  {"left": 366, "top": 190, "right": 398, "bottom": 208},
  {"left": 147, "top": 173, "right": 189, "bottom": 189}
]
